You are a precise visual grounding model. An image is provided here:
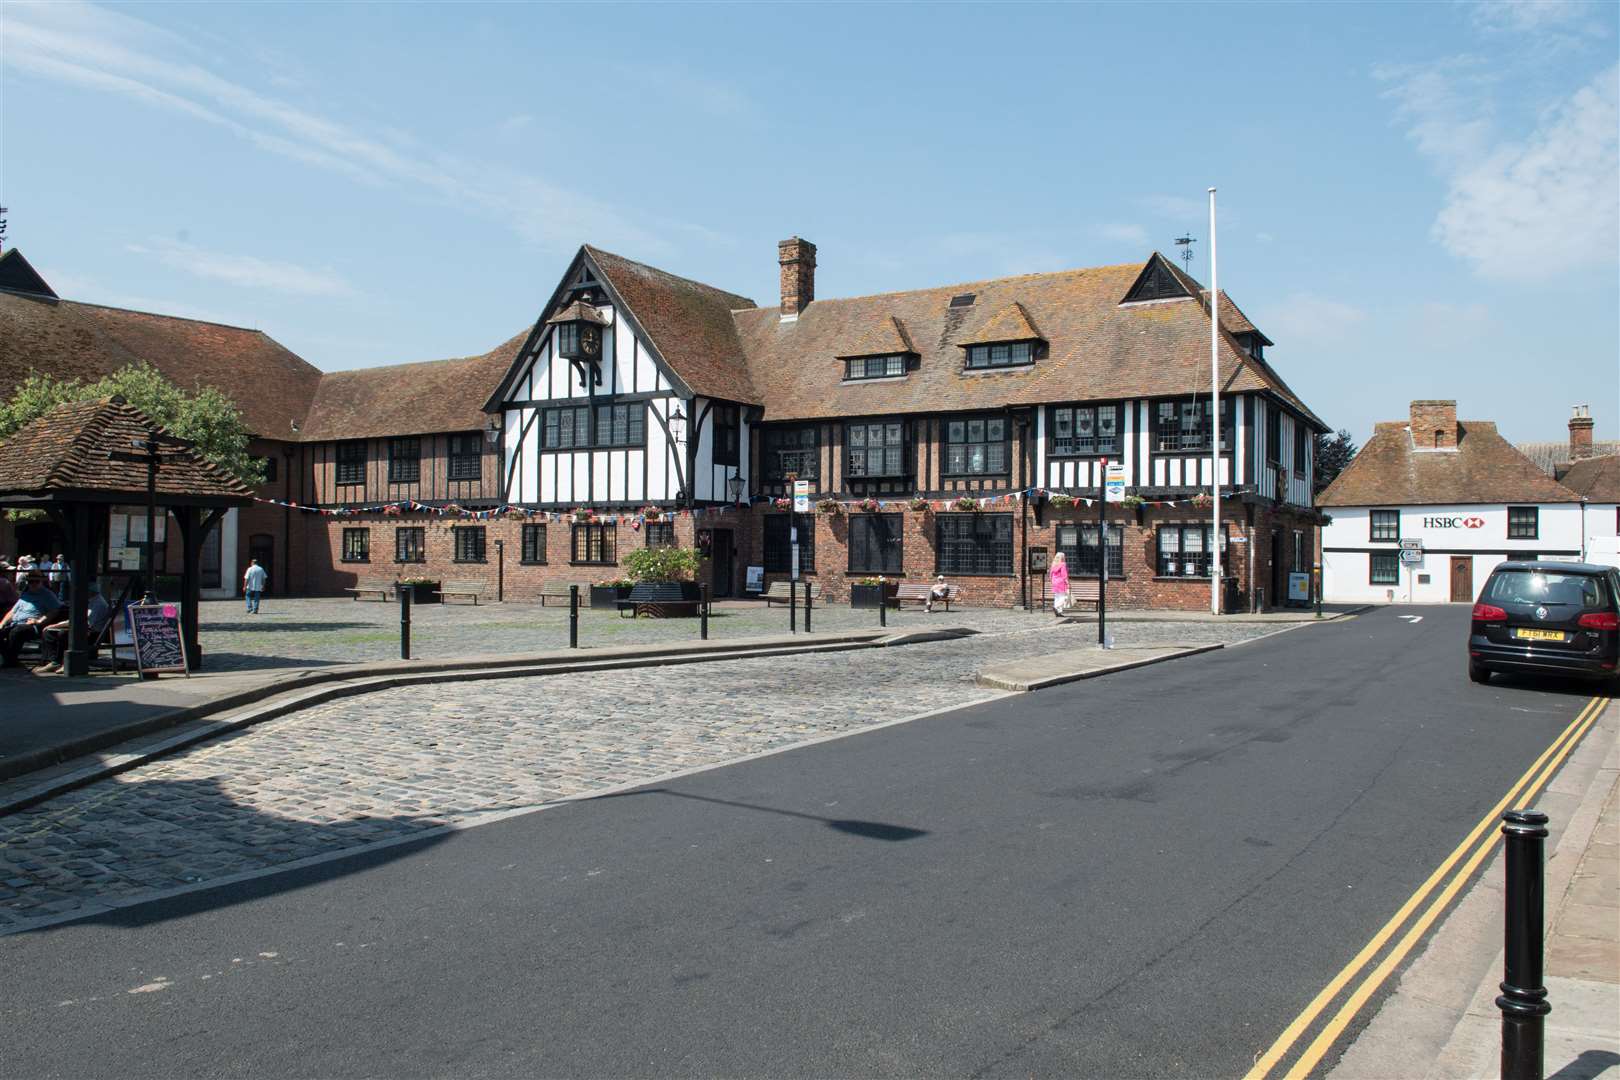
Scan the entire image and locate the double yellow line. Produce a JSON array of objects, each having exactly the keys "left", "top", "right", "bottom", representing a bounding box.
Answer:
[{"left": 1244, "top": 692, "right": 1611, "bottom": 1080}]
